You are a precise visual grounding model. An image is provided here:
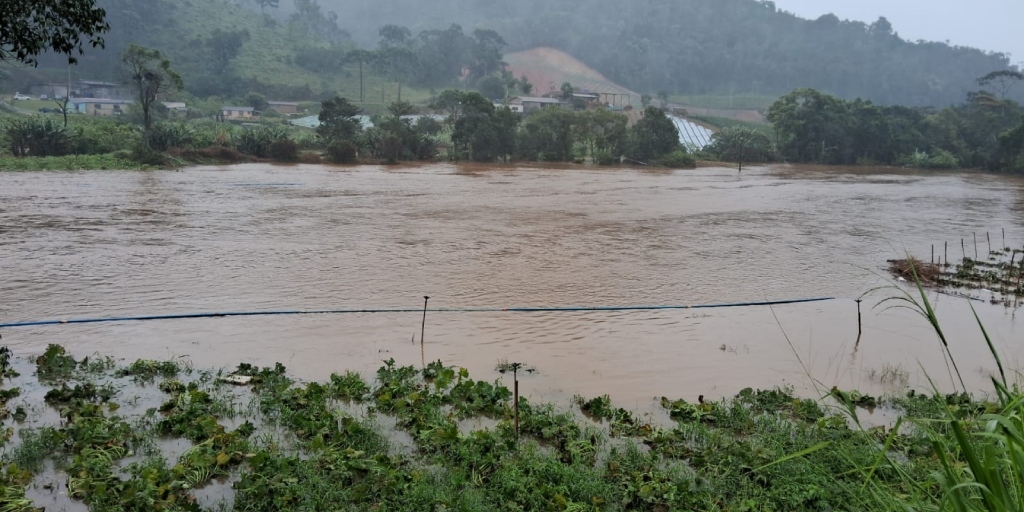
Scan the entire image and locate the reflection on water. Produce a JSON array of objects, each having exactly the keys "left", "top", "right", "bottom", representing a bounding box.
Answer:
[{"left": 1, "top": 163, "right": 1022, "bottom": 407}]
